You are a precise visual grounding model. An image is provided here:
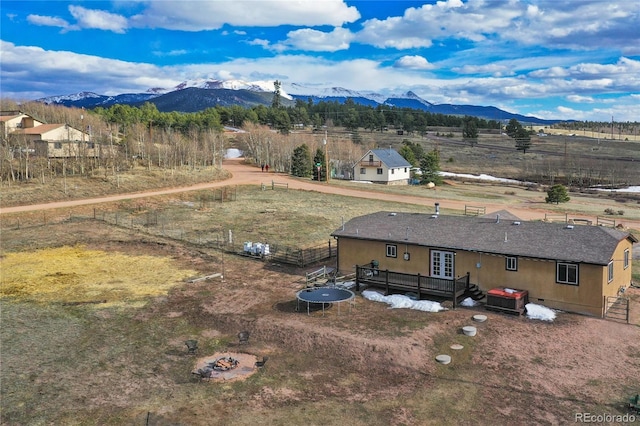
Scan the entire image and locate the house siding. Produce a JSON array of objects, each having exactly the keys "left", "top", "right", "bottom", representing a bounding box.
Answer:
[
  {"left": 335, "top": 232, "right": 634, "bottom": 318},
  {"left": 353, "top": 150, "right": 411, "bottom": 184}
]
